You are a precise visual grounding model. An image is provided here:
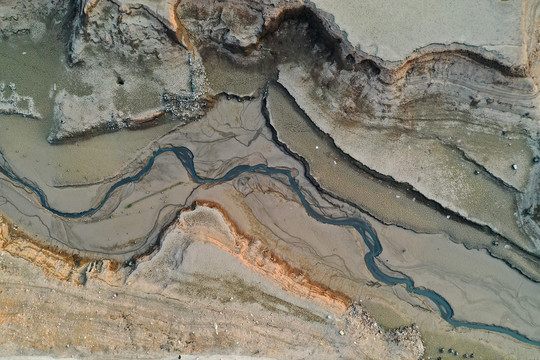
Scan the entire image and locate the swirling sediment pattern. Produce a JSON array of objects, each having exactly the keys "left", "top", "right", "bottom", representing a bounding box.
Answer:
[{"left": 1, "top": 146, "right": 539, "bottom": 347}]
